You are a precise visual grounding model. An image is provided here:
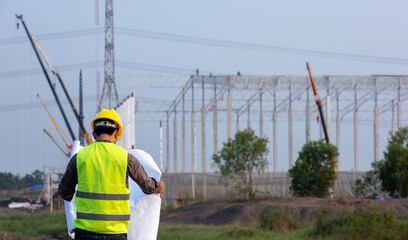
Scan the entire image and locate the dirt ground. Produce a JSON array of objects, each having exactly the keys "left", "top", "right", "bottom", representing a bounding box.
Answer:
[
  {"left": 2, "top": 196, "right": 408, "bottom": 227},
  {"left": 160, "top": 196, "right": 408, "bottom": 226}
]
